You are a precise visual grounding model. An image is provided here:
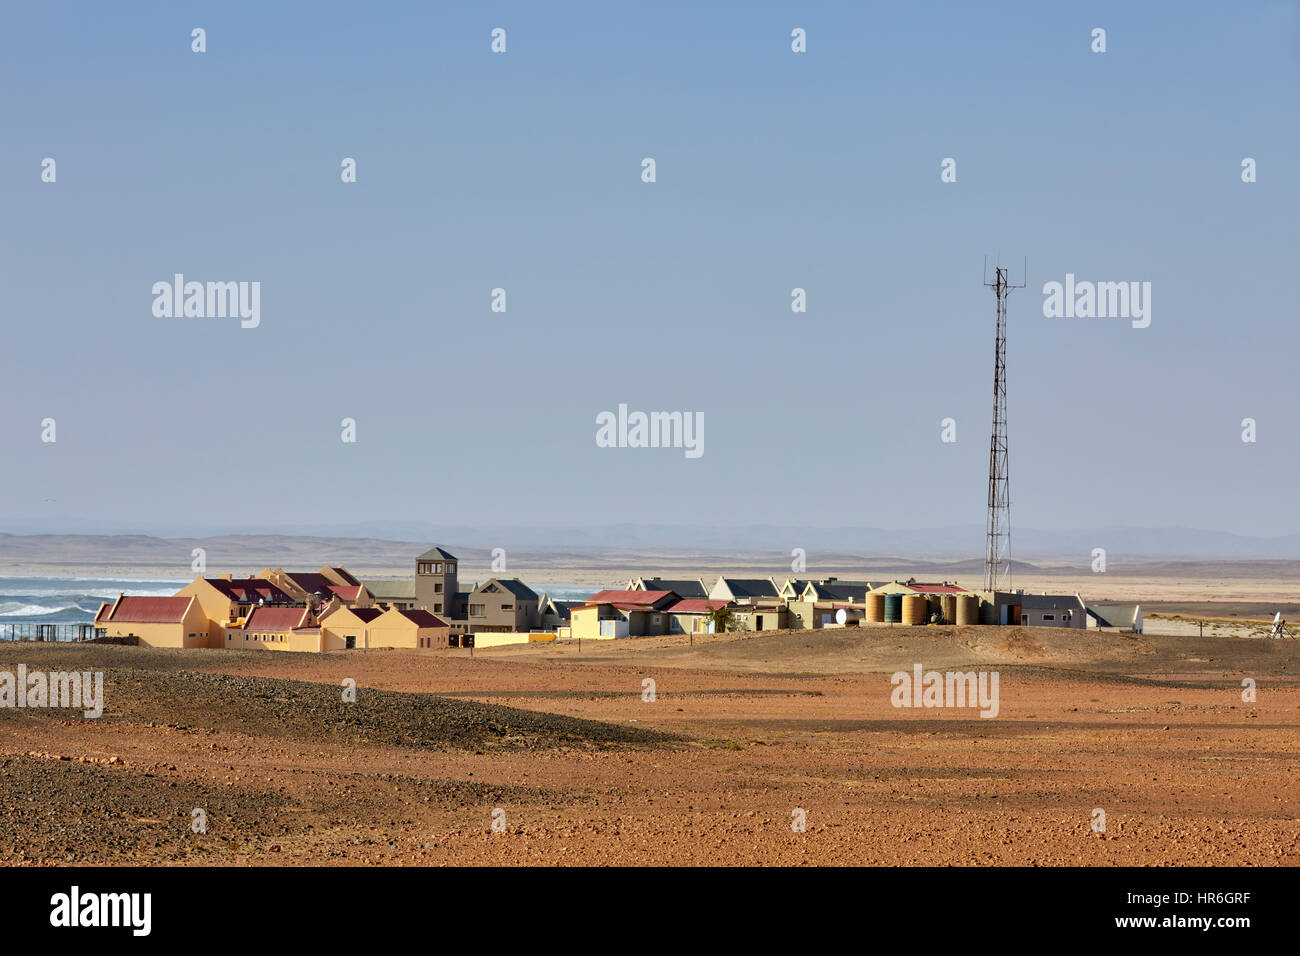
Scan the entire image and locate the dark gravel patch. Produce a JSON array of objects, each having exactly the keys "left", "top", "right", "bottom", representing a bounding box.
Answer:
[
  {"left": 0, "top": 755, "right": 293, "bottom": 864},
  {"left": 0, "top": 756, "right": 564, "bottom": 864},
  {"left": 0, "top": 652, "right": 680, "bottom": 752}
]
